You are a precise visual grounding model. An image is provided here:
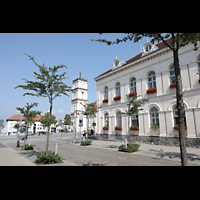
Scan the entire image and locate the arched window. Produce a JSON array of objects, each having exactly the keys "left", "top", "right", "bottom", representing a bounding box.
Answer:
[
  {"left": 116, "top": 111, "right": 122, "bottom": 127},
  {"left": 131, "top": 112, "right": 139, "bottom": 127},
  {"left": 130, "top": 77, "right": 137, "bottom": 93},
  {"left": 173, "top": 105, "right": 187, "bottom": 126},
  {"left": 104, "top": 113, "right": 109, "bottom": 127},
  {"left": 148, "top": 71, "right": 156, "bottom": 89},
  {"left": 104, "top": 86, "right": 108, "bottom": 99},
  {"left": 150, "top": 107, "right": 159, "bottom": 127},
  {"left": 170, "top": 65, "right": 176, "bottom": 83},
  {"left": 116, "top": 82, "right": 121, "bottom": 96}
]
